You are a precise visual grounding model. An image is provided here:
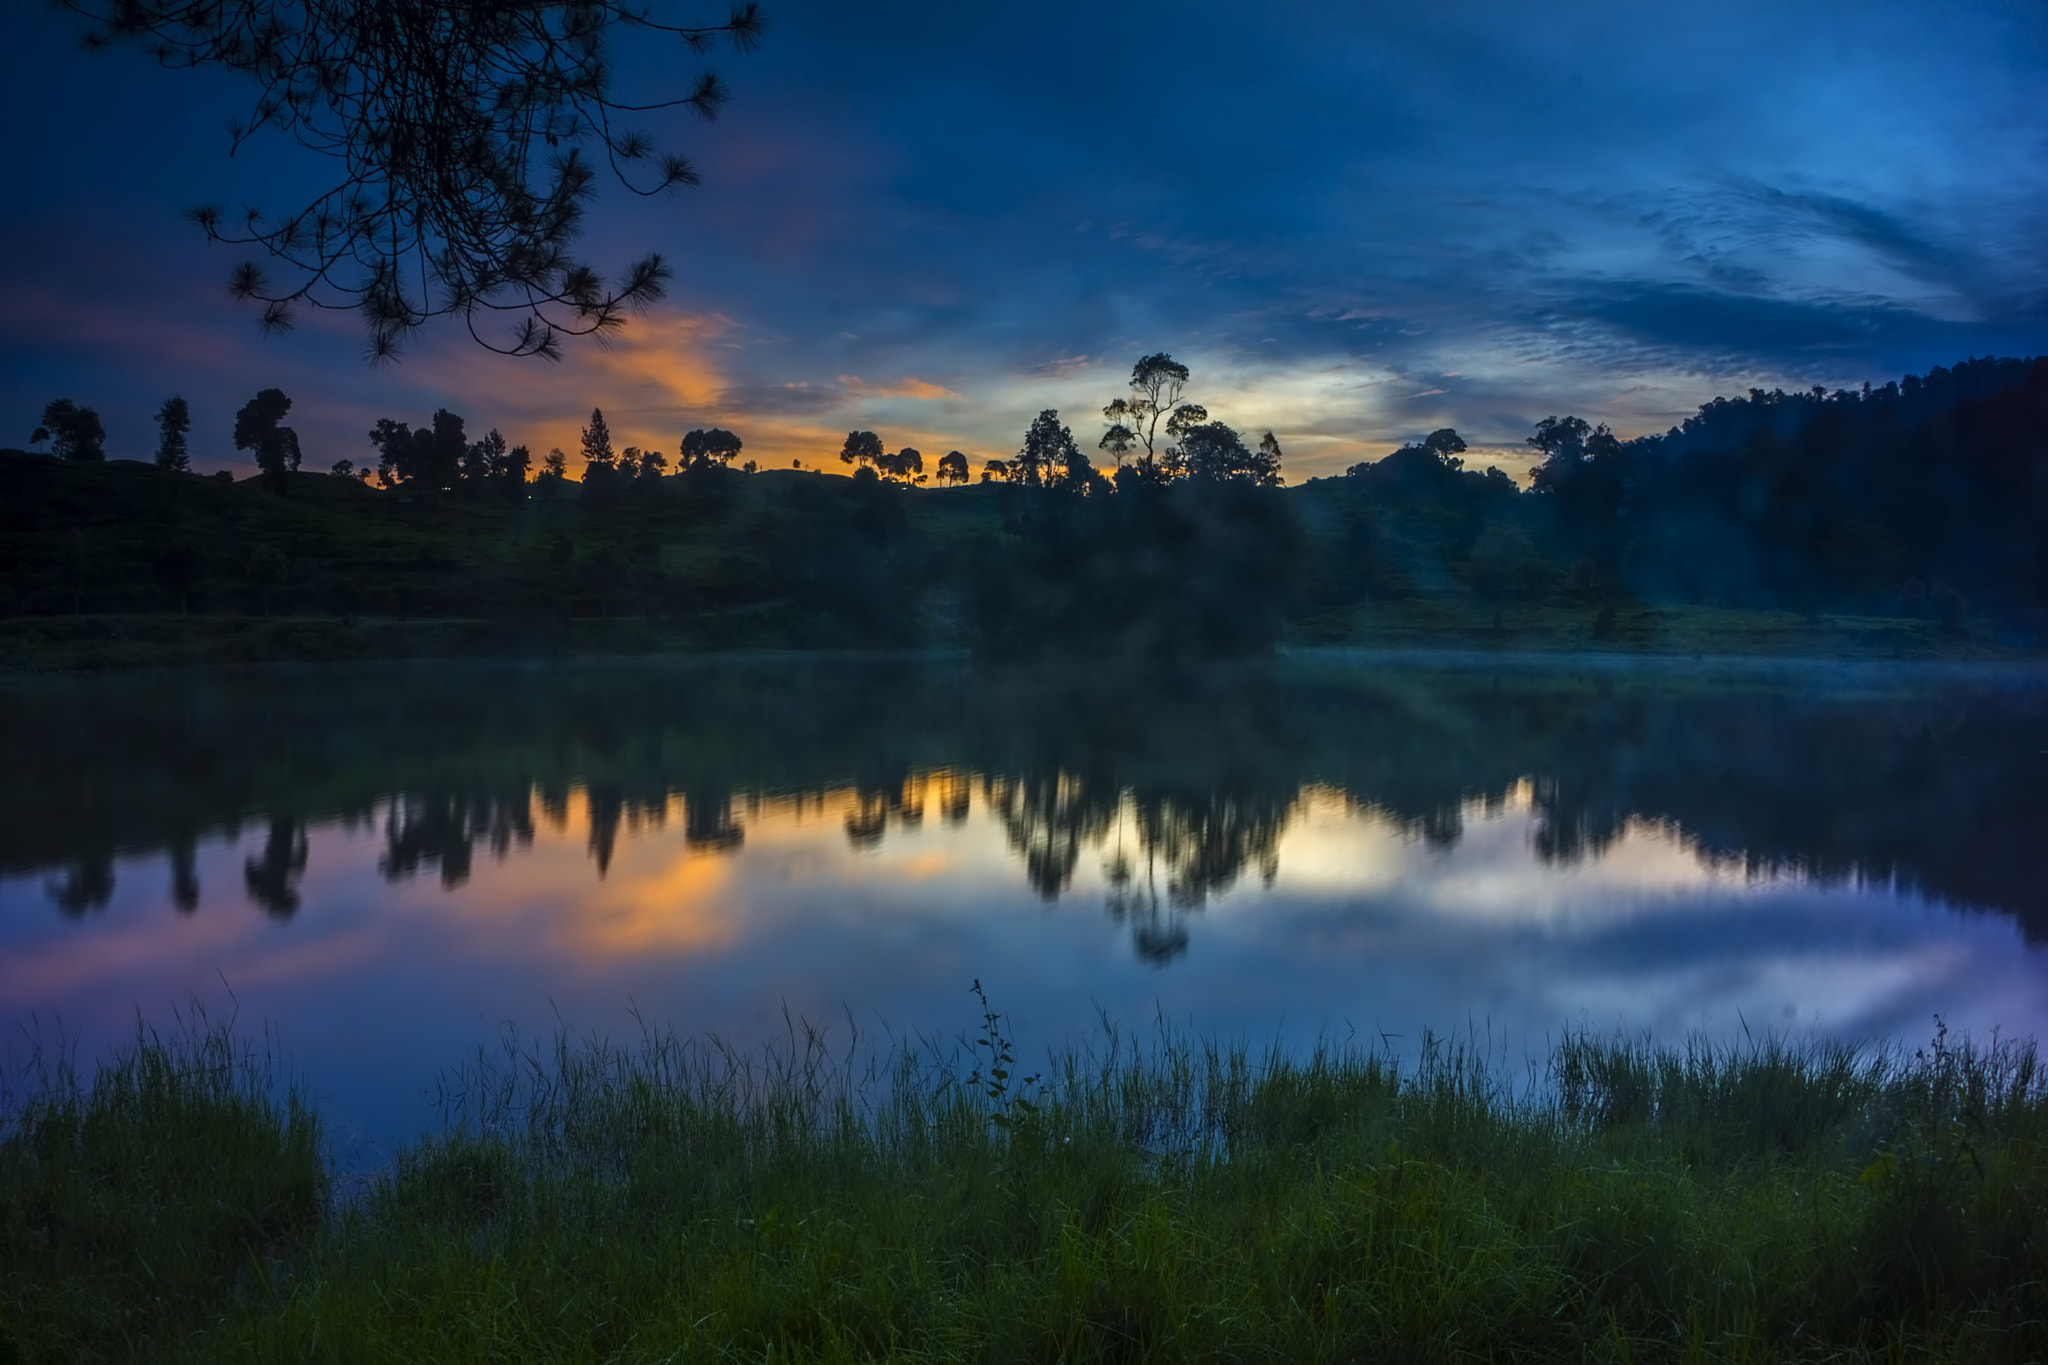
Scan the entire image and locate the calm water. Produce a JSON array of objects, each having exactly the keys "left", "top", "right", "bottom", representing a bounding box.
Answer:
[{"left": 5, "top": 652, "right": 2047, "bottom": 1157}]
